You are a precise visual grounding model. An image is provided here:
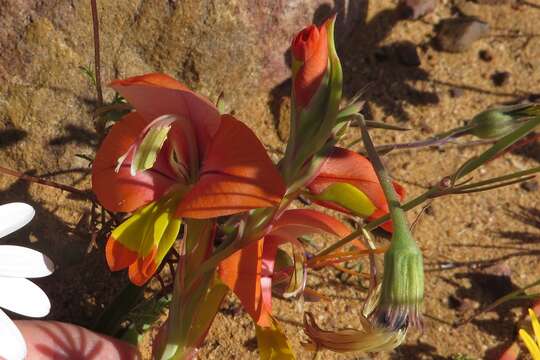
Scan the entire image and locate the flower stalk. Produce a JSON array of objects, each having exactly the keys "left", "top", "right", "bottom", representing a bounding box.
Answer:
[{"left": 356, "top": 115, "right": 424, "bottom": 330}]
